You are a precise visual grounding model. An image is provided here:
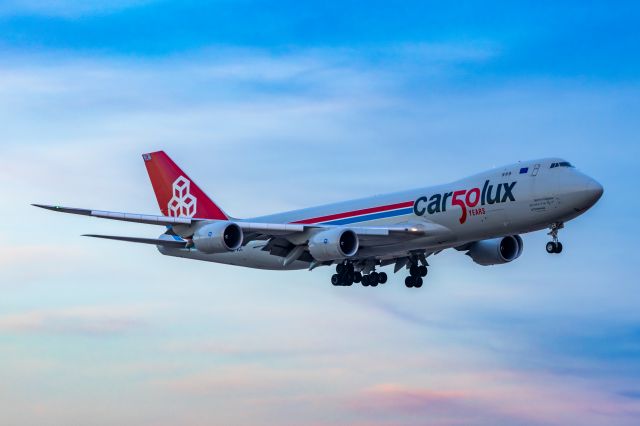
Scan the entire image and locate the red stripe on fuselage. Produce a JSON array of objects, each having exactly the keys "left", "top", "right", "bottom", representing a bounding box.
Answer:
[{"left": 293, "top": 201, "right": 414, "bottom": 224}]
